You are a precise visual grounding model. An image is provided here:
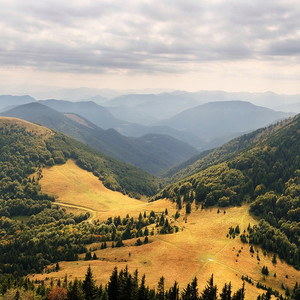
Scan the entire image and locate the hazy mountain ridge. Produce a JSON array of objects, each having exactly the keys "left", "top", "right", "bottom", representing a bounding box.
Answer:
[
  {"left": 1, "top": 102, "right": 198, "bottom": 174},
  {"left": 39, "top": 99, "right": 123, "bottom": 130},
  {"left": 157, "top": 100, "right": 292, "bottom": 146},
  {"left": 0, "top": 95, "right": 36, "bottom": 111},
  {"left": 162, "top": 116, "right": 295, "bottom": 181}
]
